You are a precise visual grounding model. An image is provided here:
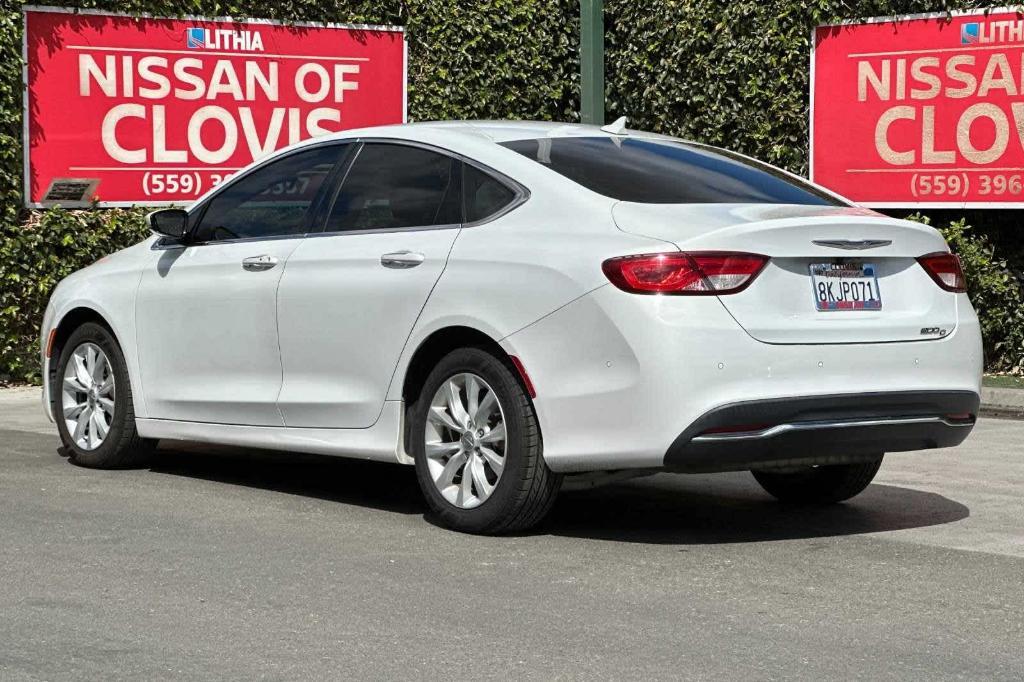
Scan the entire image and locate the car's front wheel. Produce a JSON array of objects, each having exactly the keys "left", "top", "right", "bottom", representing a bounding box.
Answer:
[
  {"left": 410, "top": 348, "right": 561, "bottom": 534},
  {"left": 55, "top": 322, "right": 155, "bottom": 468},
  {"left": 751, "top": 457, "right": 883, "bottom": 504}
]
